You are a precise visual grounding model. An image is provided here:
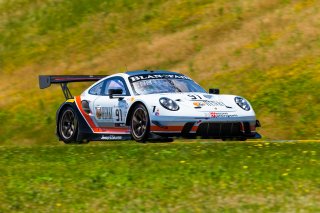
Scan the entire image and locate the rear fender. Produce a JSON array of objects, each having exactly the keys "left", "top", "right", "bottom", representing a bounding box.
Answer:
[{"left": 56, "top": 100, "right": 93, "bottom": 141}]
